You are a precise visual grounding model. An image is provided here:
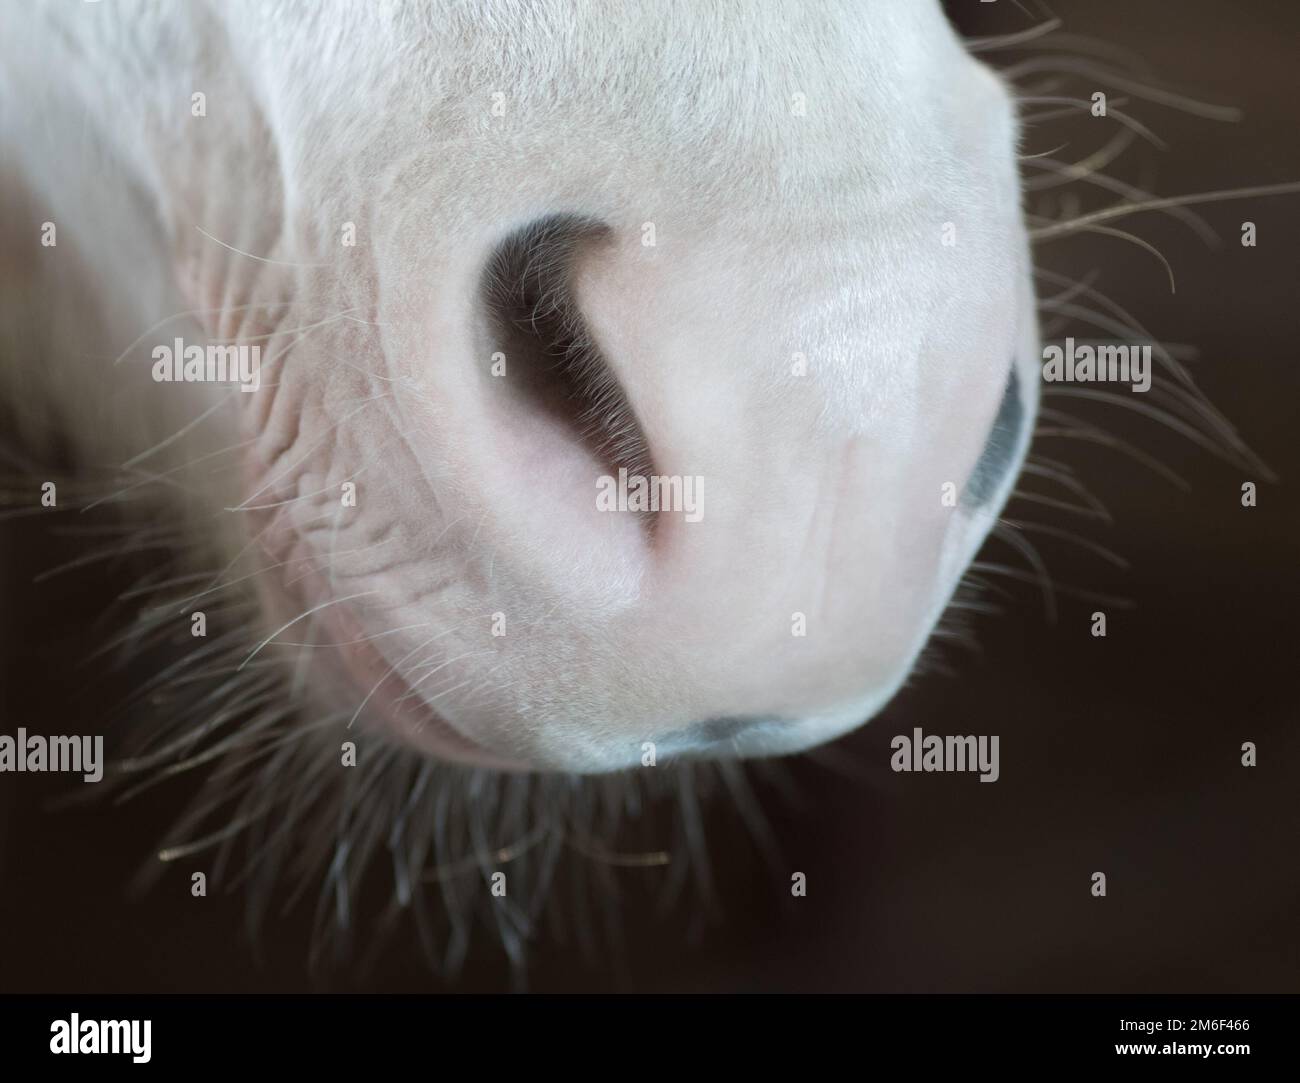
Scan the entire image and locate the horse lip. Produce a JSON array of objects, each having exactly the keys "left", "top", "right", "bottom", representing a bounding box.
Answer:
[
  {"left": 257, "top": 564, "right": 531, "bottom": 772},
  {"left": 322, "top": 603, "right": 531, "bottom": 772}
]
